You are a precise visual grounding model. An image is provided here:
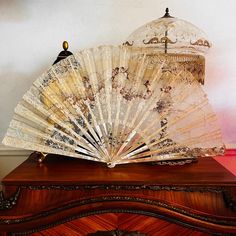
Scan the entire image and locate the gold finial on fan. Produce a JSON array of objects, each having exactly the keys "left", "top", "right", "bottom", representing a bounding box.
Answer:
[{"left": 63, "top": 41, "right": 69, "bottom": 51}]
